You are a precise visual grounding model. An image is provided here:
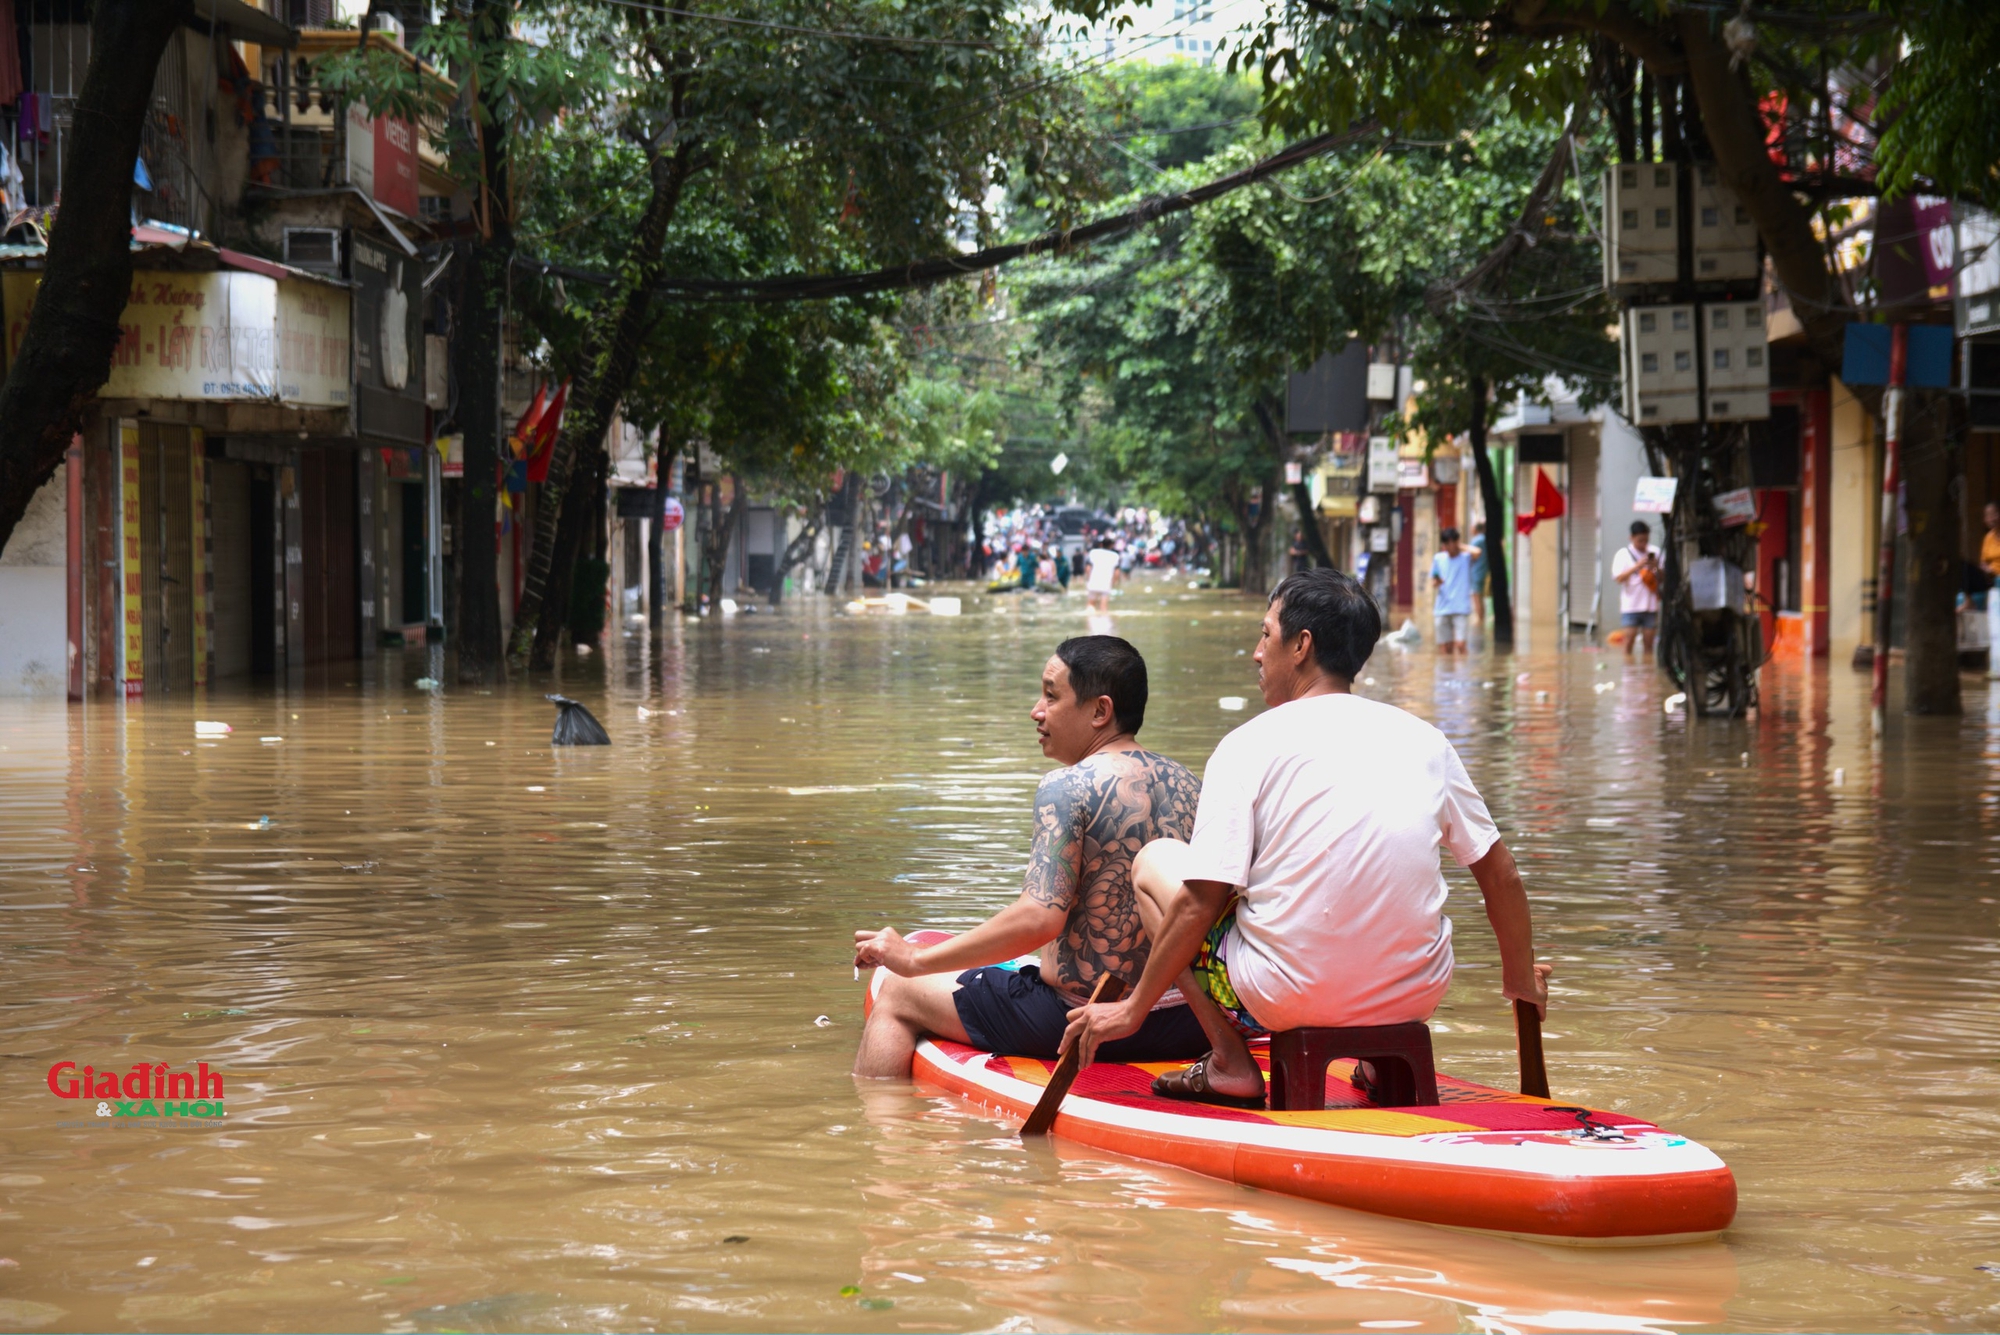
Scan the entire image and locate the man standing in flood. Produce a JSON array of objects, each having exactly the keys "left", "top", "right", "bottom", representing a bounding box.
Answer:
[{"left": 852, "top": 636, "right": 1207, "bottom": 1076}]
